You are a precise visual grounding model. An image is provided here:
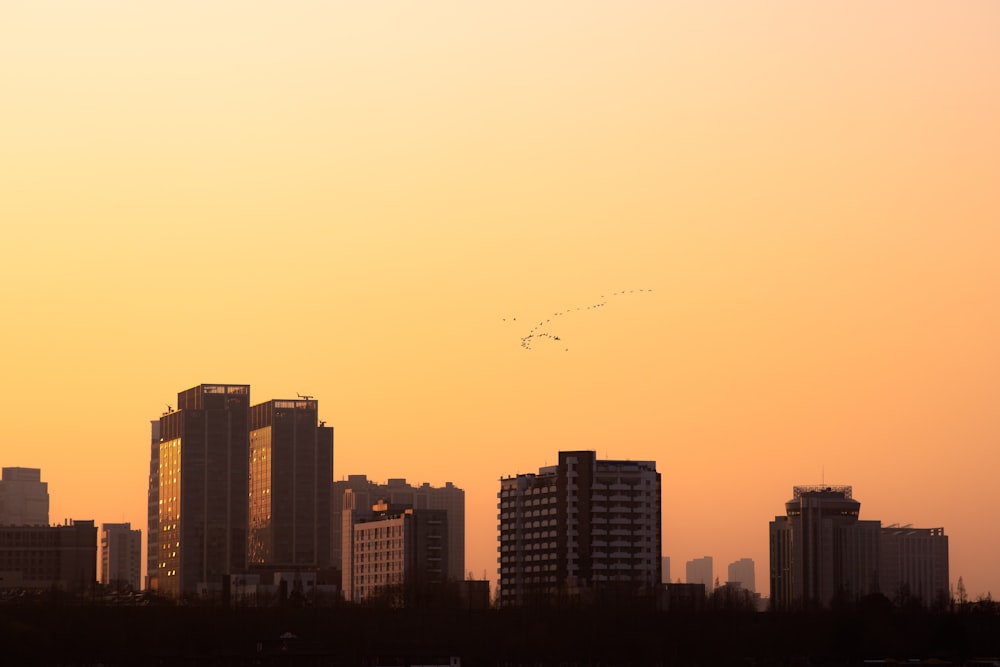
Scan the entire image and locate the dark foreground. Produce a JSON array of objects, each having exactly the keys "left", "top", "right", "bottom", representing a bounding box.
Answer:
[{"left": 3, "top": 605, "right": 1000, "bottom": 666}]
